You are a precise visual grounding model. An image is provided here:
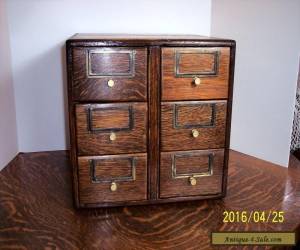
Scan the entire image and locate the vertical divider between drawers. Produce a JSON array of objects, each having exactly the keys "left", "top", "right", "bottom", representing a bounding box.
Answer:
[{"left": 148, "top": 46, "right": 161, "bottom": 200}]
